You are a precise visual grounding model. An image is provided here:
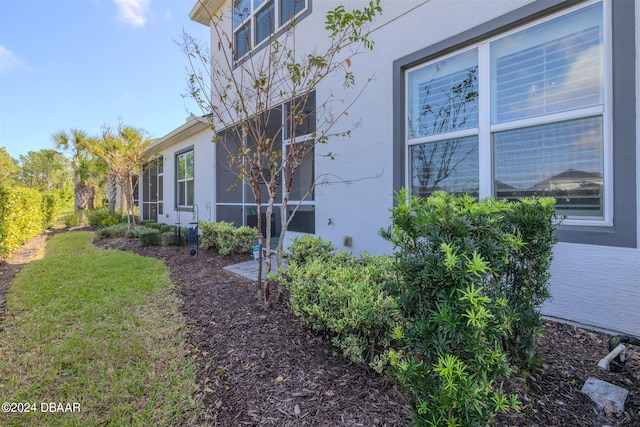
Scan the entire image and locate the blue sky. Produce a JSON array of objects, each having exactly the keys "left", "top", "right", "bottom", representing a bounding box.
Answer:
[{"left": 0, "top": 0, "right": 210, "bottom": 160}]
